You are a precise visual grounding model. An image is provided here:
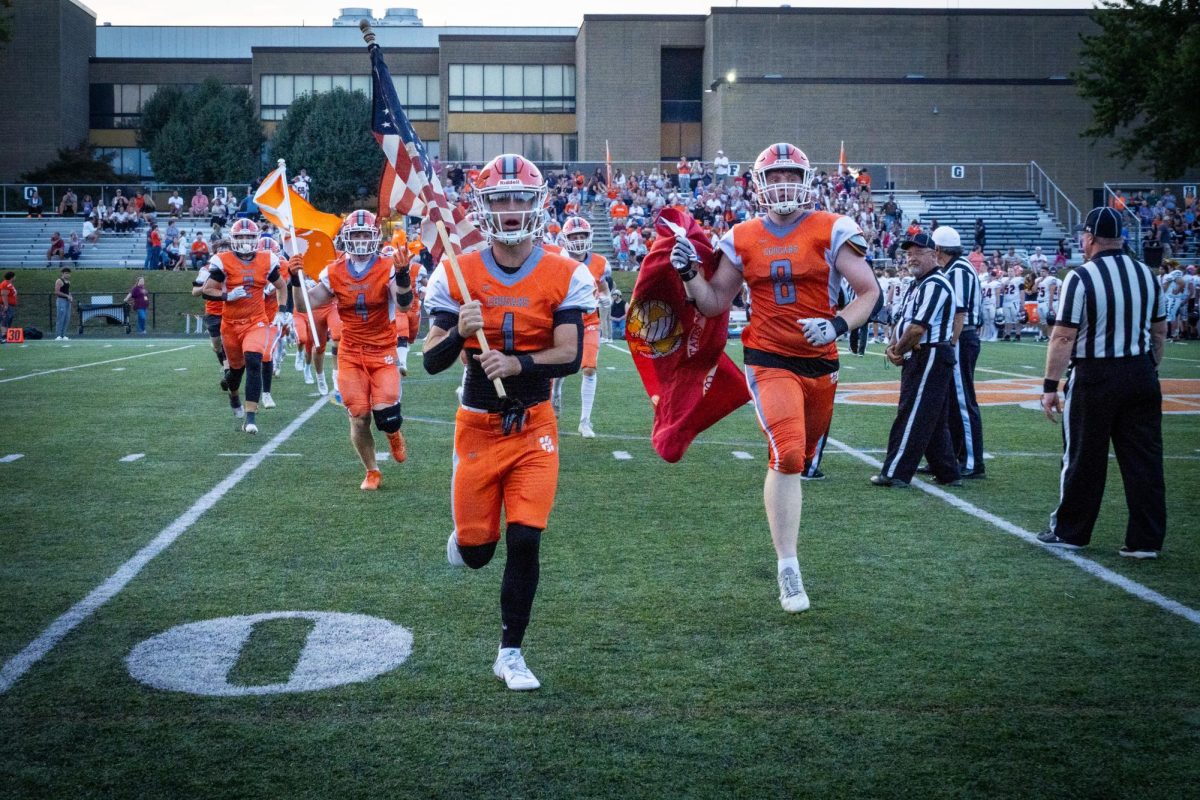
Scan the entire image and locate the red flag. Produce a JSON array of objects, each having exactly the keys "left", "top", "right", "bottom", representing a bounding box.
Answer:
[{"left": 626, "top": 208, "right": 751, "bottom": 463}]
